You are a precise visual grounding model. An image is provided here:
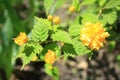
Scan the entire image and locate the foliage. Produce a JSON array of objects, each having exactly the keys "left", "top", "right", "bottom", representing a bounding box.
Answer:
[
  {"left": 51, "top": 30, "right": 72, "bottom": 43},
  {"left": 31, "top": 17, "right": 50, "bottom": 42},
  {"left": 0, "top": 0, "right": 120, "bottom": 80}
]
